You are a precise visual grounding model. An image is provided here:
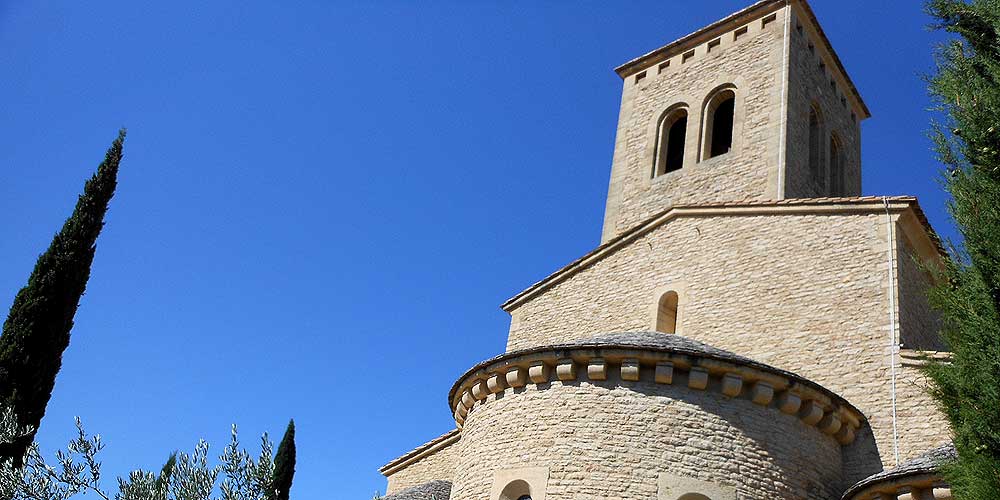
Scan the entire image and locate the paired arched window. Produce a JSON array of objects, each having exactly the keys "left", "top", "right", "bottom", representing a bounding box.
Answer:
[
  {"left": 808, "top": 105, "right": 825, "bottom": 188},
  {"left": 656, "top": 291, "right": 679, "bottom": 334},
  {"left": 654, "top": 108, "right": 688, "bottom": 176},
  {"left": 829, "top": 133, "right": 845, "bottom": 196},
  {"left": 702, "top": 88, "right": 736, "bottom": 160}
]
